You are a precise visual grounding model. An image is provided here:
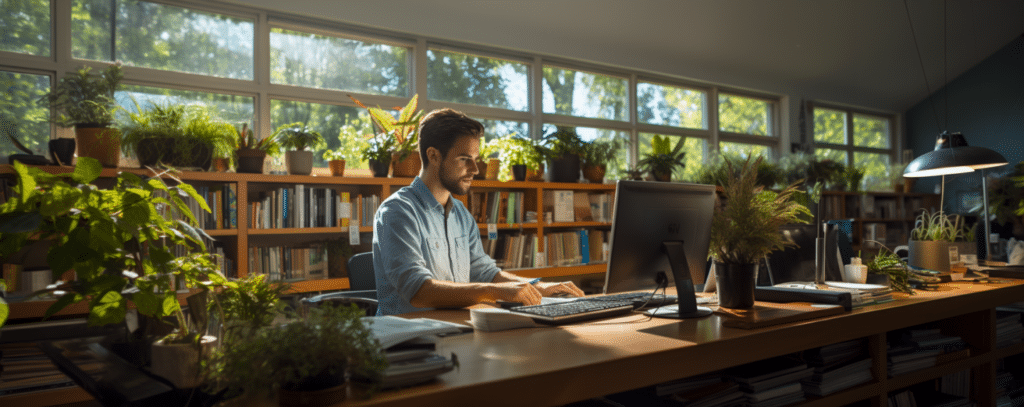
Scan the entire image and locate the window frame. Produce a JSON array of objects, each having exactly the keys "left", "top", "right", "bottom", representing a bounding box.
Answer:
[{"left": 811, "top": 102, "right": 896, "bottom": 165}]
